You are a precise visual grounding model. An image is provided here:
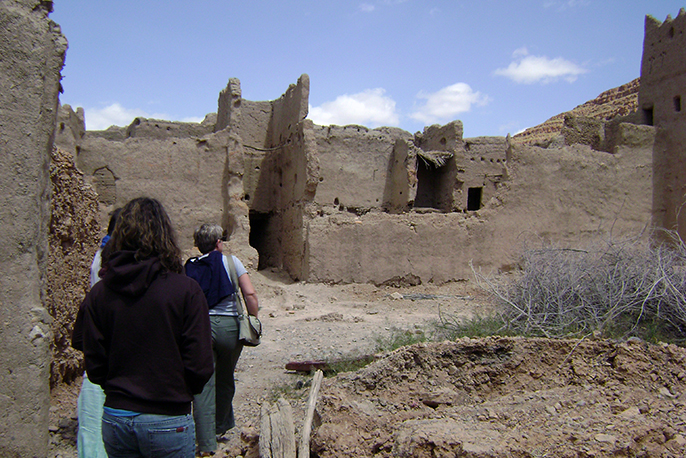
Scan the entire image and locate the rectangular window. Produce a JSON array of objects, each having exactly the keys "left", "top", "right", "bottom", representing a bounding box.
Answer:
[
  {"left": 643, "top": 107, "right": 654, "bottom": 126},
  {"left": 467, "top": 187, "right": 482, "bottom": 211},
  {"left": 675, "top": 96, "right": 682, "bottom": 113}
]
